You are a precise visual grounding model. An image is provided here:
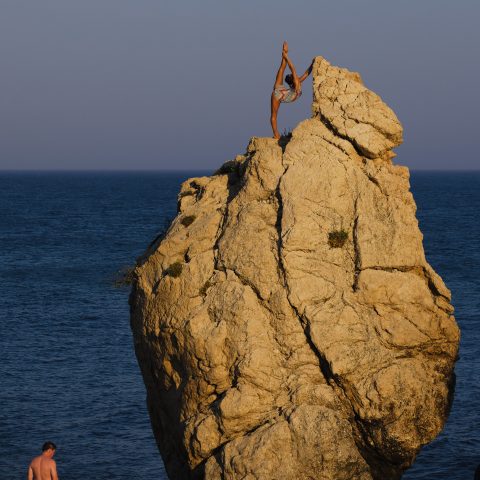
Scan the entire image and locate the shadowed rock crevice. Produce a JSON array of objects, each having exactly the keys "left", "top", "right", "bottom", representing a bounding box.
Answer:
[
  {"left": 274, "top": 164, "right": 339, "bottom": 390},
  {"left": 318, "top": 112, "right": 367, "bottom": 158},
  {"left": 130, "top": 55, "right": 459, "bottom": 480}
]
